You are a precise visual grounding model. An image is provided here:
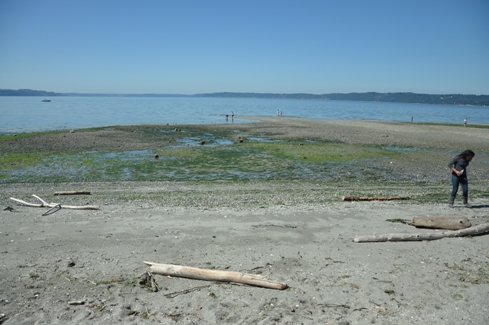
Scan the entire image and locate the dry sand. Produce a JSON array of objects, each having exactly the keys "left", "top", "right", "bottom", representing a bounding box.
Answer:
[{"left": 1, "top": 118, "right": 488, "bottom": 325}]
